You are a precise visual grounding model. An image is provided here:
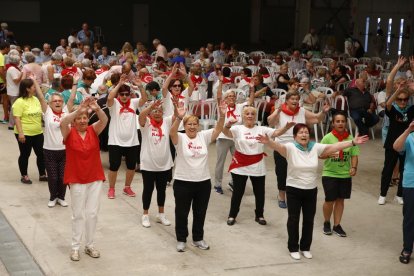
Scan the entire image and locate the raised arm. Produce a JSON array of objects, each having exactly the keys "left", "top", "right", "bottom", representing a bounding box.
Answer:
[
  {"left": 386, "top": 56, "right": 407, "bottom": 97},
  {"left": 321, "top": 134, "right": 368, "bottom": 156},
  {"left": 31, "top": 75, "right": 48, "bottom": 113},
  {"left": 89, "top": 98, "right": 108, "bottom": 135},
  {"left": 161, "top": 63, "right": 178, "bottom": 98},
  {"left": 66, "top": 74, "right": 80, "bottom": 113},
  {"left": 211, "top": 101, "right": 226, "bottom": 142},
  {"left": 305, "top": 101, "right": 330, "bottom": 124},
  {"left": 267, "top": 106, "right": 281, "bottom": 126},
  {"left": 131, "top": 76, "right": 146, "bottom": 107},
  {"left": 170, "top": 101, "right": 186, "bottom": 145},
  {"left": 138, "top": 100, "right": 162, "bottom": 127},
  {"left": 181, "top": 63, "right": 194, "bottom": 98},
  {"left": 256, "top": 134, "right": 287, "bottom": 157},
  {"left": 107, "top": 75, "right": 127, "bottom": 107},
  {"left": 271, "top": 121, "right": 296, "bottom": 138},
  {"left": 60, "top": 98, "right": 89, "bottom": 140},
  {"left": 394, "top": 121, "right": 414, "bottom": 152}
]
